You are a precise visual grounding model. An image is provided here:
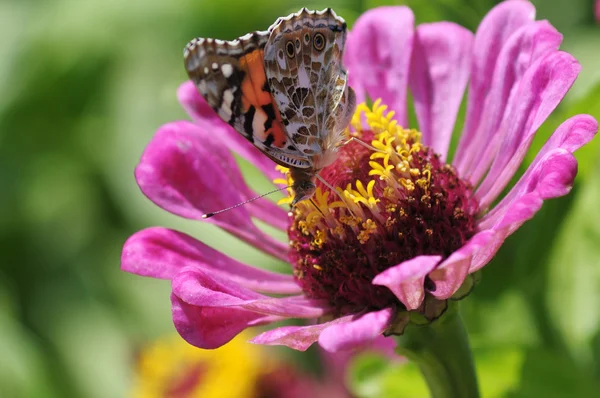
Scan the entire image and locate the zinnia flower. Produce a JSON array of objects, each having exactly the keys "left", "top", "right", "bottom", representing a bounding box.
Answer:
[
  {"left": 131, "top": 331, "right": 351, "bottom": 398},
  {"left": 122, "top": 0, "right": 597, "bottom": 354}
]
